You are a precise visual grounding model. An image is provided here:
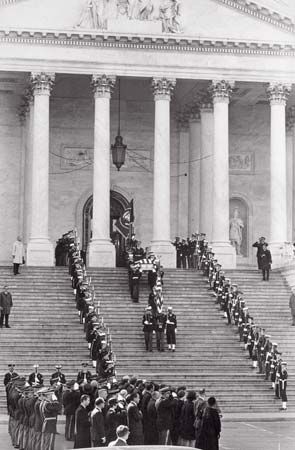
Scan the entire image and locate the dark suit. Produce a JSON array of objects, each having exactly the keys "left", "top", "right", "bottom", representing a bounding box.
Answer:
[
  {"left": 127, "top": 401, "right": 144, "bottom": 445},
  {"left": 260, "top": 249, "right": 272, "bottom": 280},
  {"left": 74, "top": 404, "right": 91, "bottom": 449},
  {"left": 91, "top": 408, "right": 105, "bottom": 446},
  {"left": 0, "top": 291, "right": 13, "bottom": 327}
]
